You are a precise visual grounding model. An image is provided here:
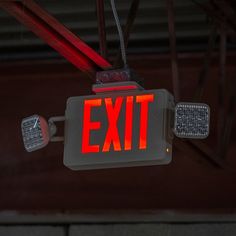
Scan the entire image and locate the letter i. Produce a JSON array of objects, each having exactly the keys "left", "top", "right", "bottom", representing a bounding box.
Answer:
[{"left": 124, "top": 96, "right": 133, "bottom": 150}]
